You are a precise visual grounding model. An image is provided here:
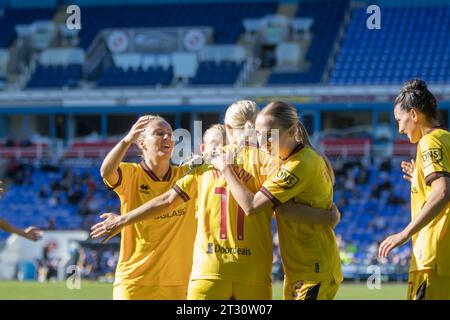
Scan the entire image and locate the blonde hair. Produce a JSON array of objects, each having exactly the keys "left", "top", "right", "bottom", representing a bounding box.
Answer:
[
  {"left": 137, "top": 114, "right": 171, "bottom": 158},
  {"left": 139, "top": 115, "right": 168, "bottom": 139},
  {"left": 203, "top": 123, "right": 226, "bottom": 142},
  {"left": 224, "top": 100, "right": 259, "bottom": 130},
  {"left": 261, "top": 101, "right": 335, "bottom": 184}
]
